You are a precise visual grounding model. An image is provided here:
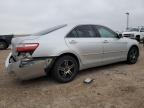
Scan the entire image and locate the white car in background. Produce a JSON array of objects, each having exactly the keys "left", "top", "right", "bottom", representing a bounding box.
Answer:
[
  {"left": 5, "top": 24, "right": 139, "bottom": 83},
  {"left": 122, "top": 27, "right": 144, "bottom": 42}
]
